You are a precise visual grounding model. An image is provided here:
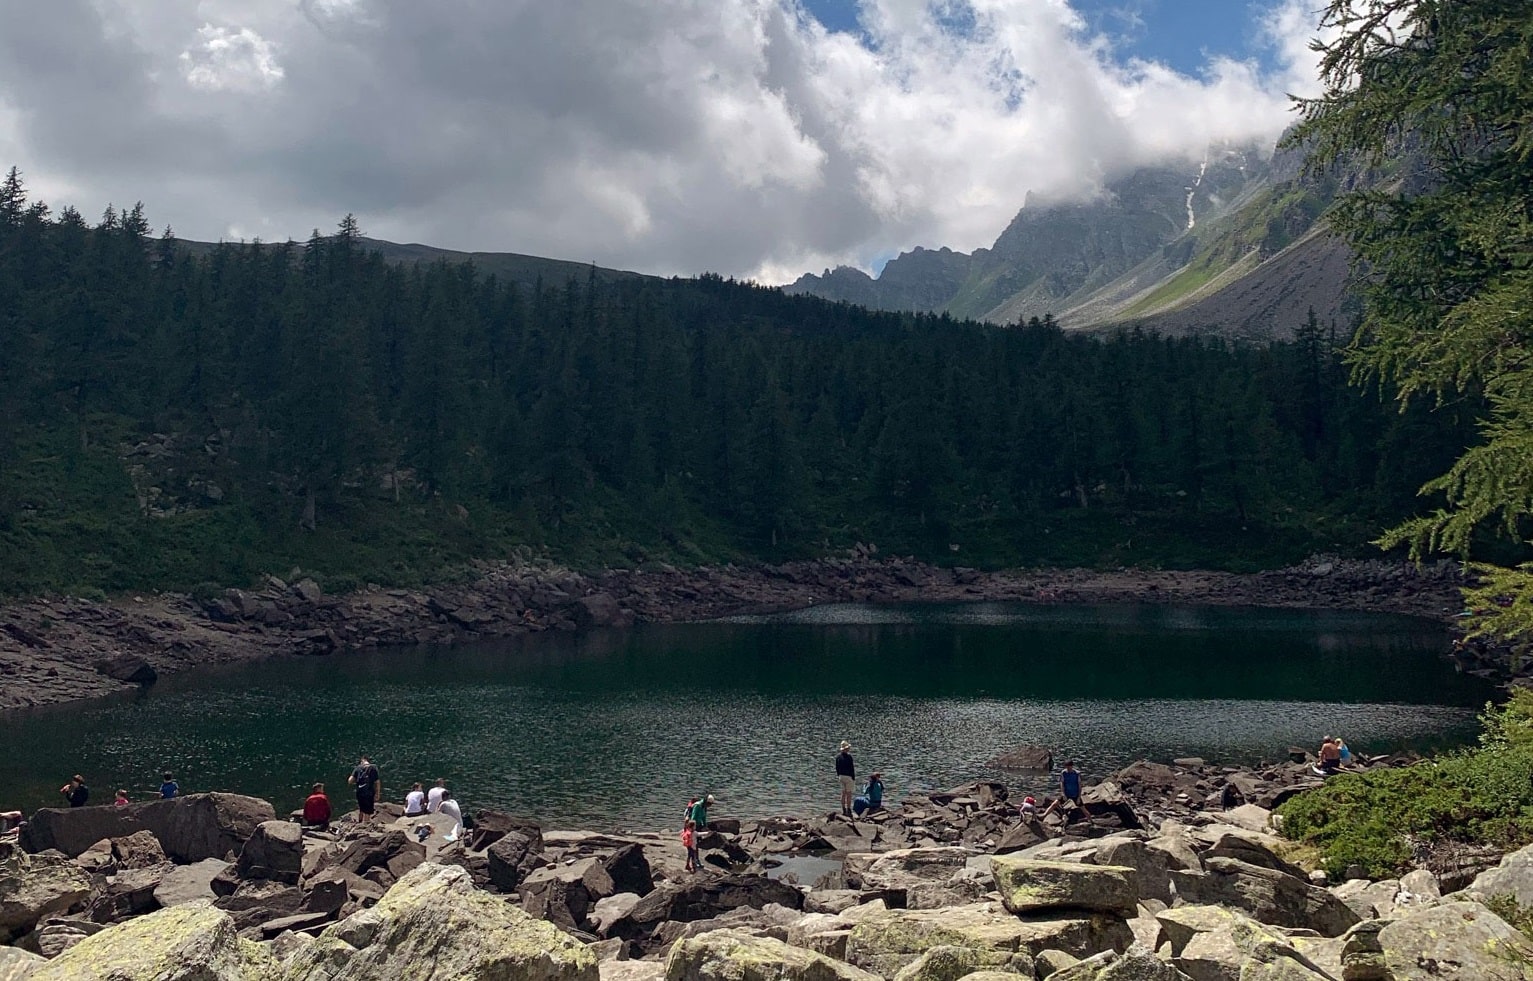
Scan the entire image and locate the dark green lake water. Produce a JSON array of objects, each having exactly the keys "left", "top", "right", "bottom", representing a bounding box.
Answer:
[{"left": 0, "top": 603, "right": 1493, "bottom": 830}]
